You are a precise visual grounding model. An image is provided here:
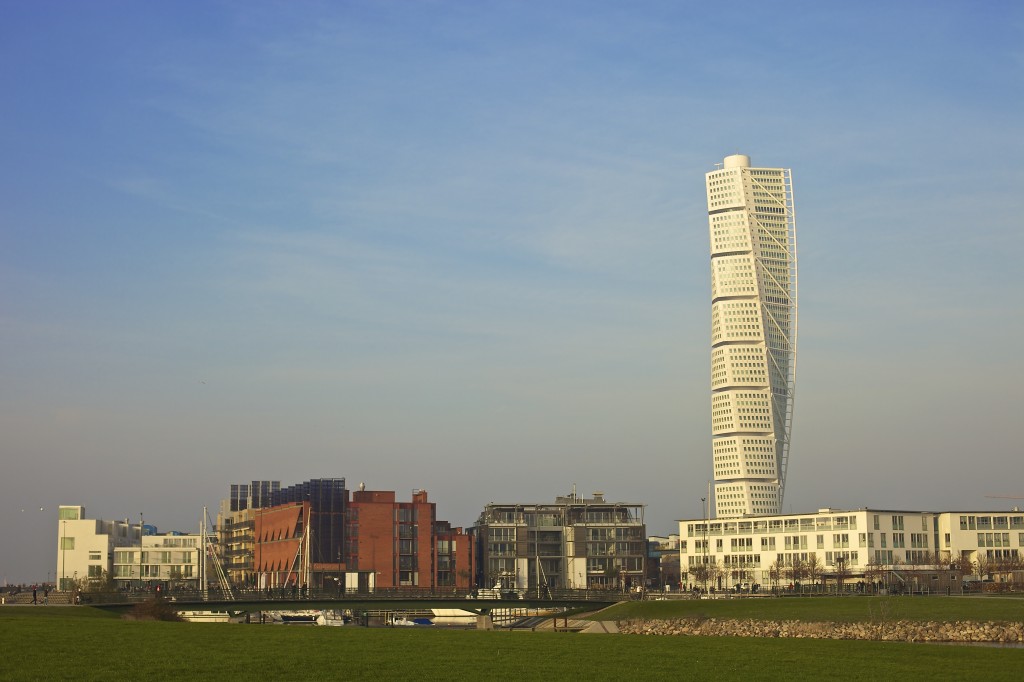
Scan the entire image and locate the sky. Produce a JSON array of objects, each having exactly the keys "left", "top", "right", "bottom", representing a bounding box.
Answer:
[{"left": 2, "top": 0, "right": 1022, "bottom": 585}]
